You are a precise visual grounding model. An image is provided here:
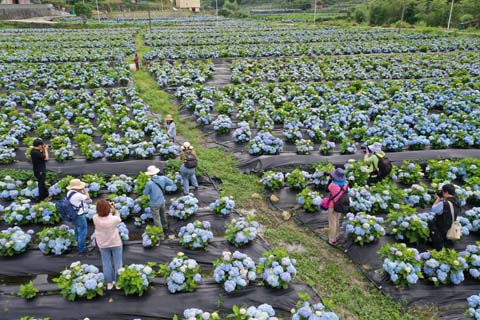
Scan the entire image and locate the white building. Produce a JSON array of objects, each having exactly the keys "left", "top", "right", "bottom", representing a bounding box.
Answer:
[{"left": 176, "top": 0, "right": 200, "bottom": 12}]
